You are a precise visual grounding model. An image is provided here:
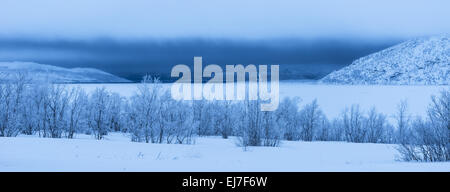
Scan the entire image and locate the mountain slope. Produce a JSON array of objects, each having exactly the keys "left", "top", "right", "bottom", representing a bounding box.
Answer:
[
  {"left": 321, "top": 35, "right": 449, "bottom": 85},
  {"left": 0, "top": 62, "right": 131, "bottom": 83}
]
